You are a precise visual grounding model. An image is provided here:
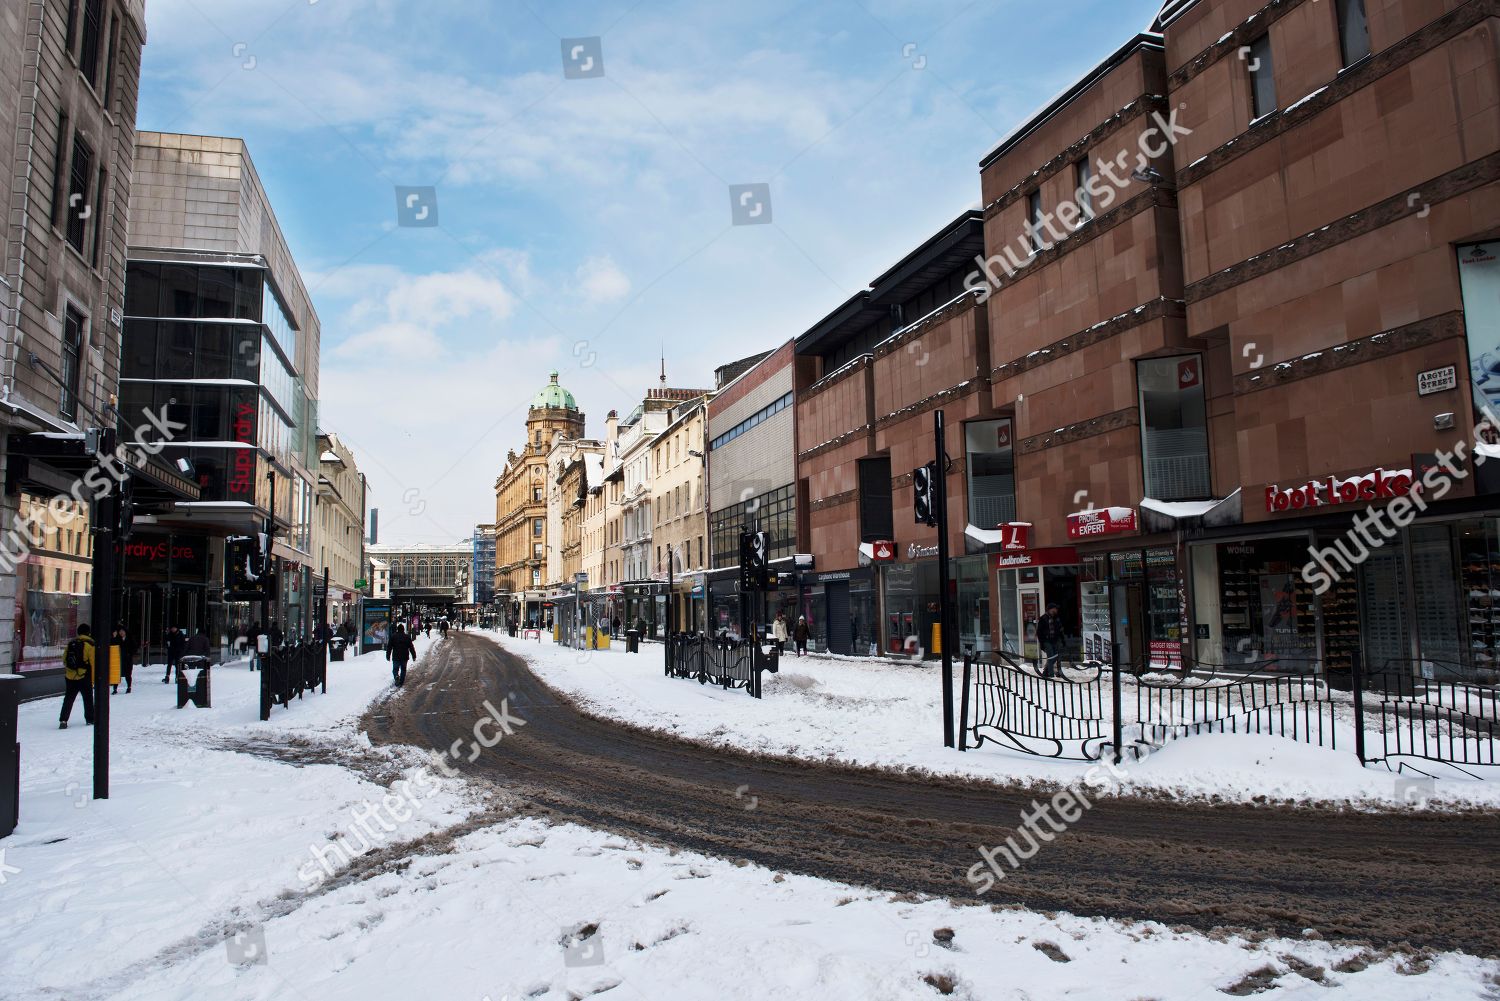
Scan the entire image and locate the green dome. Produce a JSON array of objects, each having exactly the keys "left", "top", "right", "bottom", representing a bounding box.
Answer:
[{"left": 531, "top": 371, "right": 577, "bottom": 410}]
